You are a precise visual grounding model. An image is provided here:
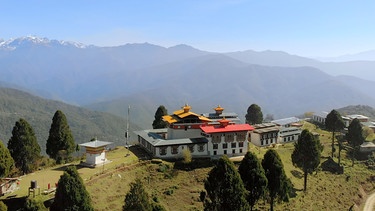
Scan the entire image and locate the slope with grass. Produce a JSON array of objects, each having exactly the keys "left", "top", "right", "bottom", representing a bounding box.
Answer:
[
  {"left": 1, "top": 122, "right": 374, "bottom": 210},
  {"left": 0, "top": 87, "right": 137, "bottom": 154}
]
